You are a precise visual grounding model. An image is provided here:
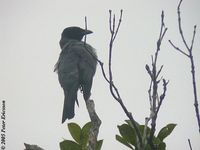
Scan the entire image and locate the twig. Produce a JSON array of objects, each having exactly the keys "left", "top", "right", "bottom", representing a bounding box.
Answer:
[
  {"left": 188, "top": 139, "right": 193, "bottom": 150},
  {"left": 84, "top": 10, "right": 143, "bottom": 148},
  {"left": 156, "top": 65, "right": 163, "bottom": 79},
  {"left": 108, "top": 9, "right": 121, "bottom": 101},
  {"left": 177, "top": 0, "right": 190, "bottom": 50},
  {"left": 108, "top": 10, "right": 143, "bottom": 148},
  {"left": 113, "top": 9, "right": 123, "bottom": 41},
  {"left": 156, "top": 79, "right": 169, "bottom": 116},
  {"left": 190, "top": 25, "right": 196, "bottom": 50},
  {"left": 169, "top": 0, "right": 200, "bottom": 132},
  {"left": 168, "top": 40, "right": 189, "bottom": 57},
  {"left": 84, "top": 16, "right": 88, "bottom": 44},
  {"left": 84, "top": 18, "right": 101, "bottom": 150},
  {"left": 189, "top": 48, "right": 200, "bottom": 133}
]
